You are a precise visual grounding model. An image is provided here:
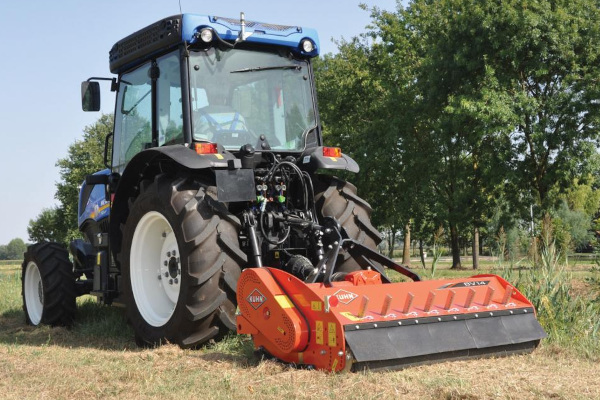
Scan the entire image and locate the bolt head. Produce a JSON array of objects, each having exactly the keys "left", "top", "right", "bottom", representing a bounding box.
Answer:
[
  {"left": 167, "top": 251, "right": 171, "bottom": 257},
  {"left": 169, "top": 279, "right": 173, "bottom": 285},
  {"left": 158, "top": 275, "right": 162, "bottom": 280},
  {"left": 165, "top": 272, "right": 169, "bottom": 277},
  {"left": 162, "top": 232, "right": 167, "bottom": 238},
  {"left": 164, "top": 260, "right": 168, "bottom": 266},
  {"left": 172, "top": 250, "right": 177, "bottom": 256},
  {"left": 174, "top": 278, "right": 179, "bottom": 284}
]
